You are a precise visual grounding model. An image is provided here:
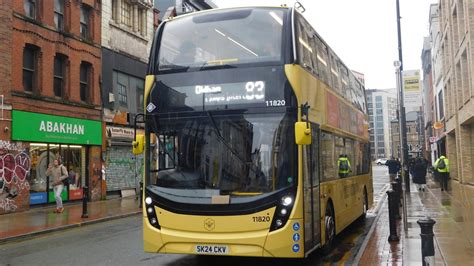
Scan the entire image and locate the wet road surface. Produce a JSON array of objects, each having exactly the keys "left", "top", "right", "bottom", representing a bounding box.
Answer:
[{"left": 0, "top": 166, "right": 390, "bottom": 265}]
